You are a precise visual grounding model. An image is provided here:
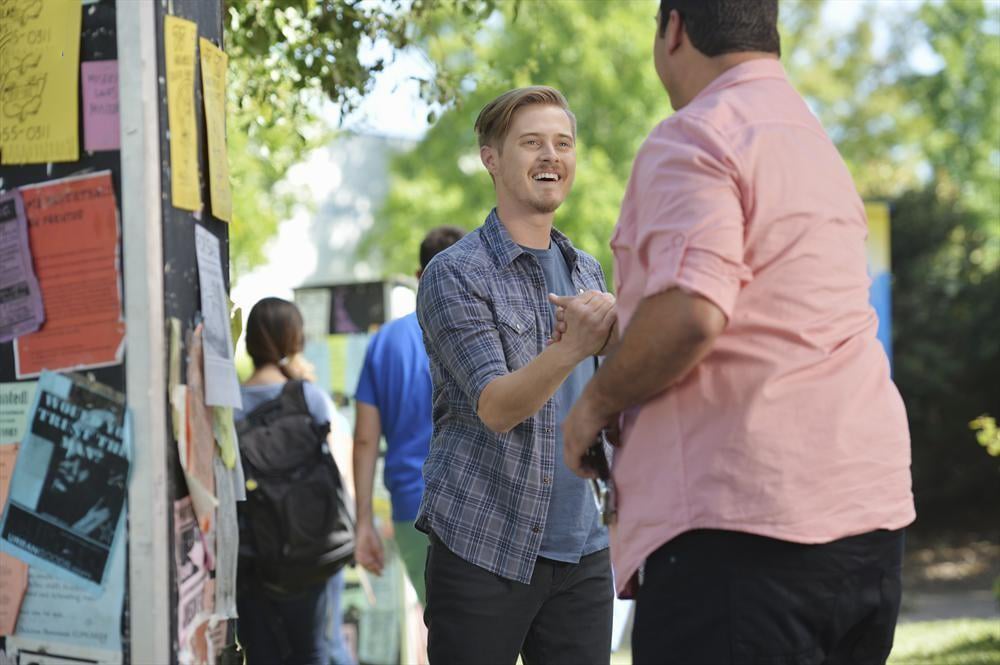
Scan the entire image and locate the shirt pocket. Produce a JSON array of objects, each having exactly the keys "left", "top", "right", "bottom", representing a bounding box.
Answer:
[{"left": 494, "top": 305, "right": 536, "bottom": 371}]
